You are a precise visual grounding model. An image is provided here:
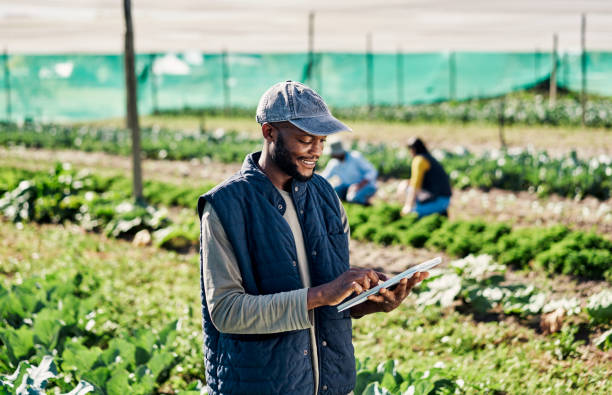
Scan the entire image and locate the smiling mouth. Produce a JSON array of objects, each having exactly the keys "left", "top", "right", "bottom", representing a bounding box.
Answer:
[{"left": 300, "top": 158, "right": 317, "bottom": 168}]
